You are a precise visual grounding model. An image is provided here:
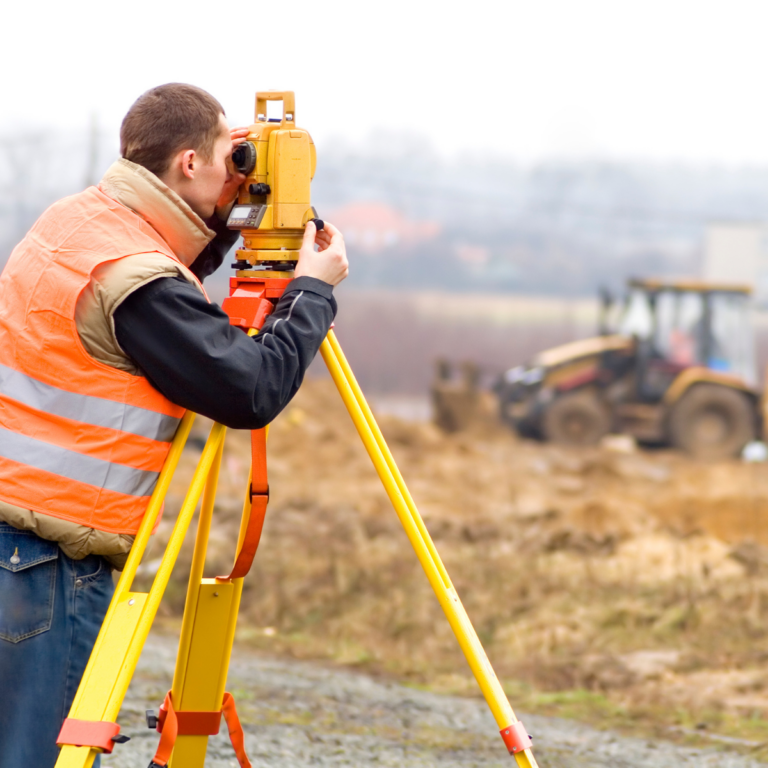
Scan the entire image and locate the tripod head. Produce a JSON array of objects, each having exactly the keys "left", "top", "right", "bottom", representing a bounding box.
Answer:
[{"left": 227, "top": 91, "right": 318, "bottom": 278}]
